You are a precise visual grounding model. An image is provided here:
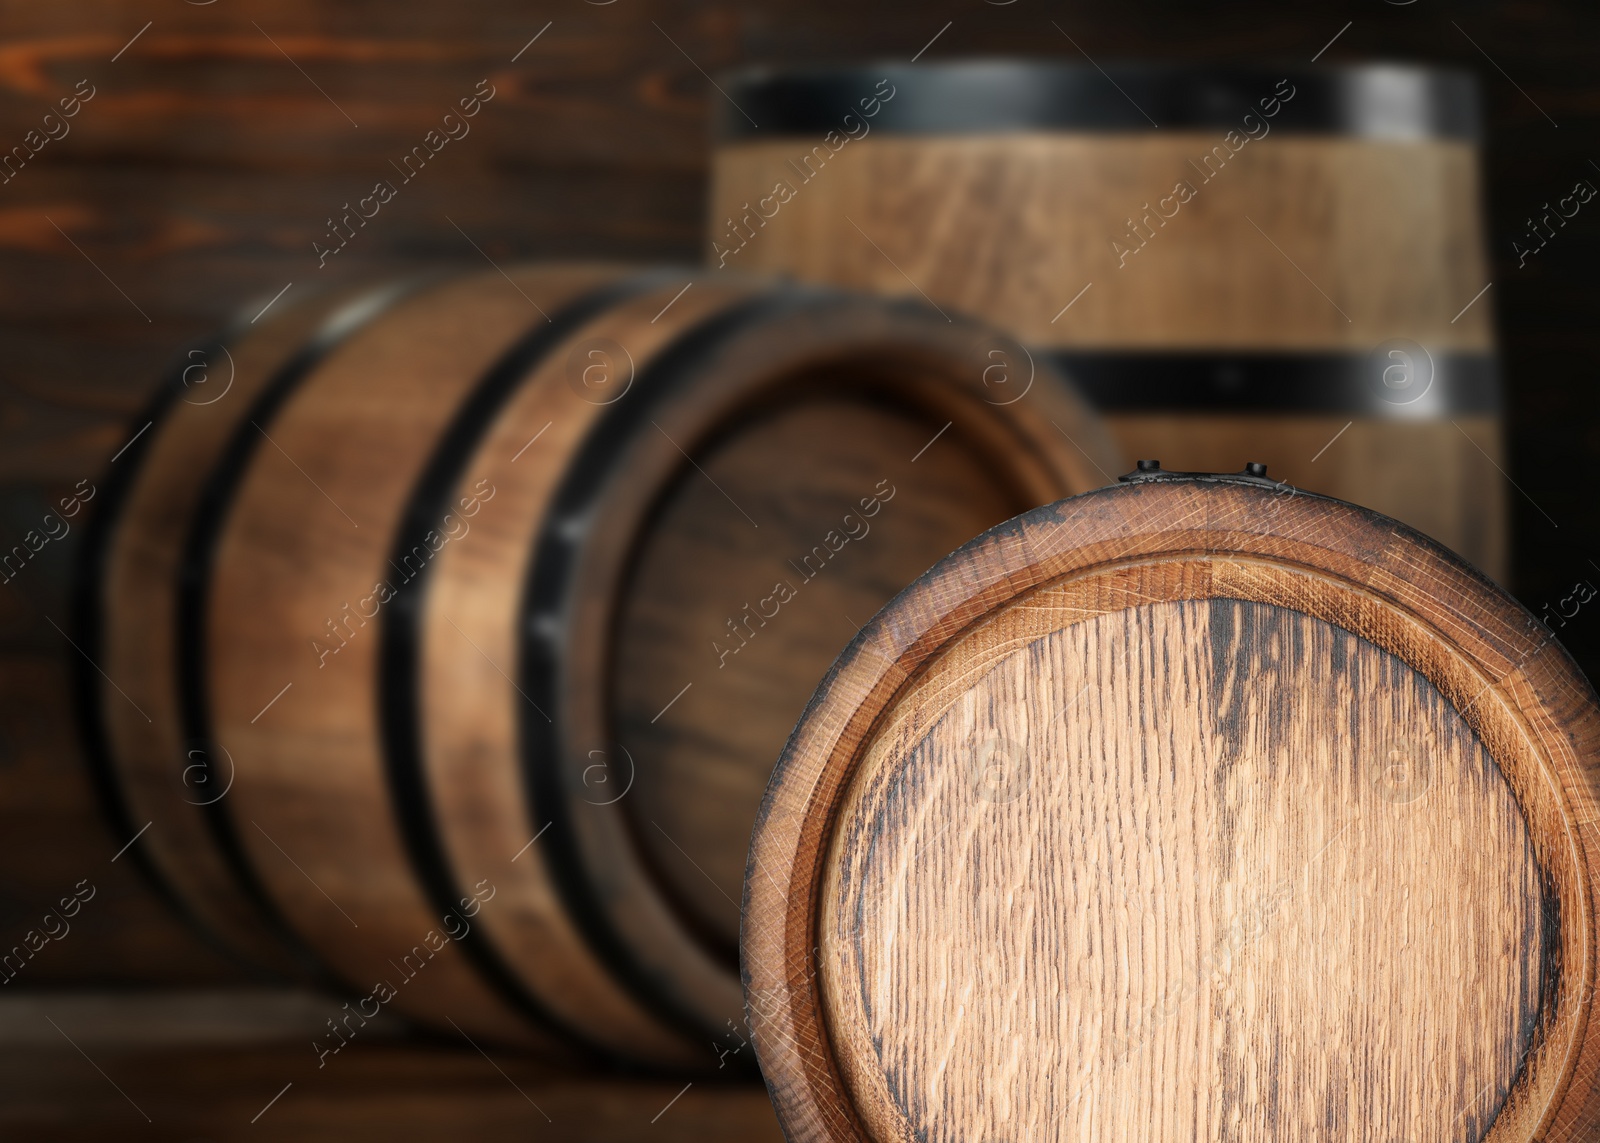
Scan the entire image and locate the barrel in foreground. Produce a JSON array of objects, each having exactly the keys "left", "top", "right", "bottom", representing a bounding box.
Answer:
[
  {"left": 77, "top": 263, "right": 1122, "bottom": 1068},
  {"left": 744, "top": 463, "right": 1600, "bottom": 1141}
]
